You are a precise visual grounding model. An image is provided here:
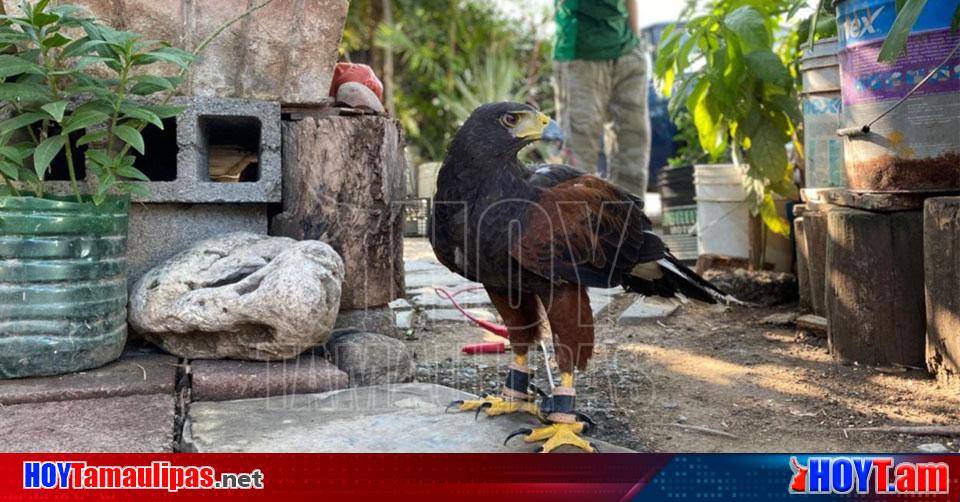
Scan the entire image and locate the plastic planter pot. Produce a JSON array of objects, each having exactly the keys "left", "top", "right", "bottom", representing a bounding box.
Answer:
[{"left": 0, "top": 195, "right": 129, "bottom": 379}]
